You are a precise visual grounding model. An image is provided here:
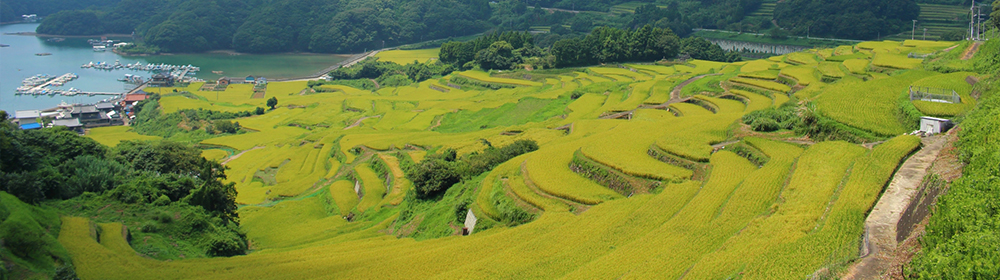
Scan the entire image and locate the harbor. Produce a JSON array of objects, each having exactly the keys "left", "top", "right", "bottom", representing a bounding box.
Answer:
[
  {"left": 16, "top": 73, "right": 121, "bottom": 96},
  {"left": 2, "top": 22, "right": 349, "bottom": 113}
]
